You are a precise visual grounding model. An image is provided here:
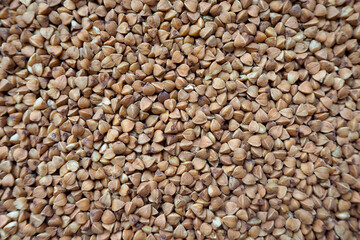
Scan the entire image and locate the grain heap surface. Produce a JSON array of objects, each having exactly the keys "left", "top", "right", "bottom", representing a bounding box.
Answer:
[{"left": 0, "top": 0, "right": 360, "bottom": 239}]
